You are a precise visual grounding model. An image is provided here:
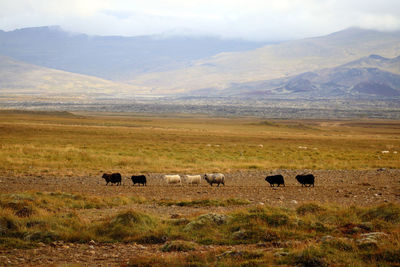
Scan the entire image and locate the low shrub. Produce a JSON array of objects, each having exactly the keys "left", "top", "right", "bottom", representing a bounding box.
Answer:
[
  {"left": 362, "top": 249, "right": 400, "bottom": 264},
  {"left": 95, "top": 210, "right": 158, "bottom": 242},
  {"left": 297, "top": 203, "right": 326, "bottom": 216},
  {"left": 289, "top": 246, "right": 327, "bottom": 267},
  {"left": 361, "top": 204, "right": 400, "bottom": 223}
]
